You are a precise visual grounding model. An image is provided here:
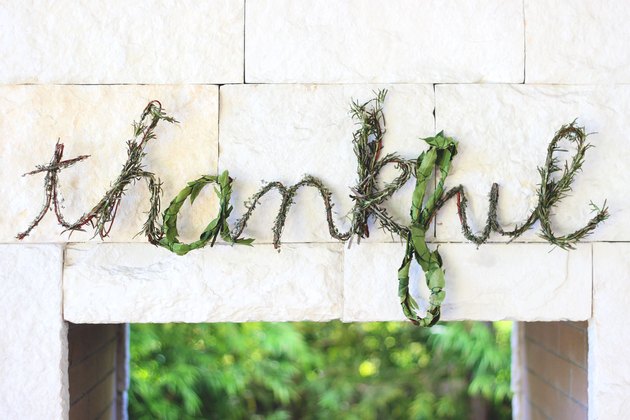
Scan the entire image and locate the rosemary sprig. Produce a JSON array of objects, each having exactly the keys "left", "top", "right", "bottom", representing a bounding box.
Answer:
[
  {"left": 432, "top": 121, "right": 609, "bottom": 249},
  {"left": 535, "top": 122, "right": 609, "bottom": 249},
  {"left": 17, "top": 101, "right": 177, "bottom": 243},
  {"left": 15, "top": 141, "right": 90, "bottom": 240},
  {"left": 349, "top": 89, "right": 388, "bottom": 241},
  {"left": 229, "top": 90, "right": 414, "bottom": 250}
]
